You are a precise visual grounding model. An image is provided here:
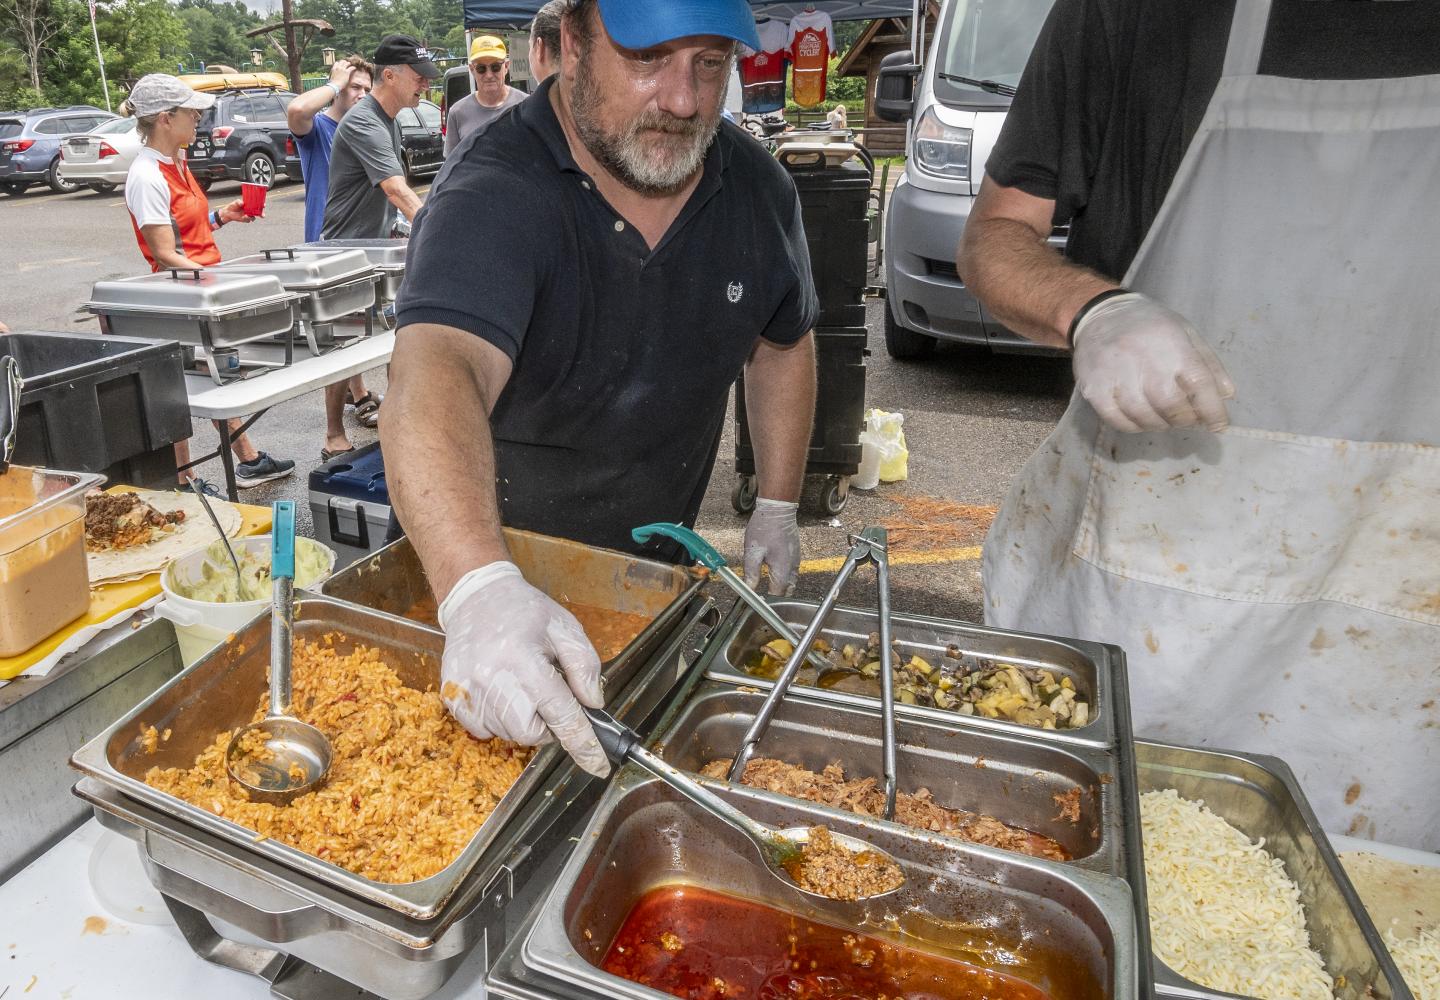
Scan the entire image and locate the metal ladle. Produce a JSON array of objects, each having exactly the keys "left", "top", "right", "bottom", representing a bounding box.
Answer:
[
  {"left": 585, "top": 708, "right": 903, "bottom": 901},
  {"left": 225, "top": 501, "right": 333, "bottom": 805},
  {"left": 188, "top": 478, "right": 247, "bottom": 600}
]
